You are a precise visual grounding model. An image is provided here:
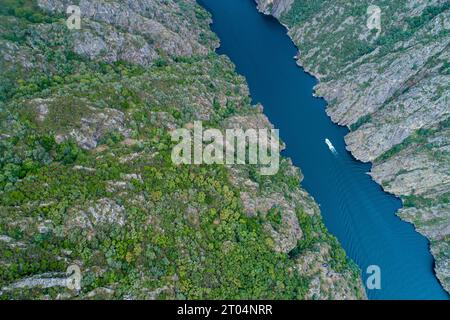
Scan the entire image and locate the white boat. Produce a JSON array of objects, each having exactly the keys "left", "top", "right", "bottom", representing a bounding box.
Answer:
[{"left": 325, "top": 138, "right": 337, "bottom": 154}]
